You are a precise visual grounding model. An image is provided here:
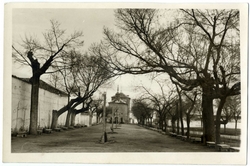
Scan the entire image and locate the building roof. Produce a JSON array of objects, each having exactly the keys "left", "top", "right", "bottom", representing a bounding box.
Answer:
[
  {"left": 111, "top": 92, "right": 130, "bottom": 99},
  {"left": 12, "top": 75, "right": 68, "bottom": 97},
  {"left": 109, "top": 98, "right": 127, "bottom": 105},
  {"left": 109, "top": 91, "right": 130, "bottom": 106}
]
